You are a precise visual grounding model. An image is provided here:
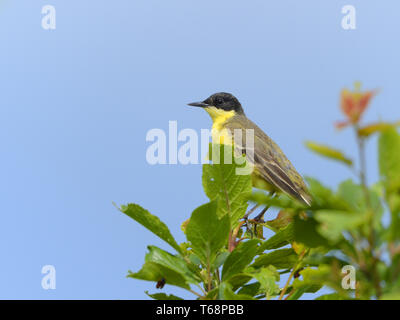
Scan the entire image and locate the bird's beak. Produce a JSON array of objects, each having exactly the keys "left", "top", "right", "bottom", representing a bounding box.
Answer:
[{"left": 187, "top": 101, "right": 209, "bottom": 108}]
